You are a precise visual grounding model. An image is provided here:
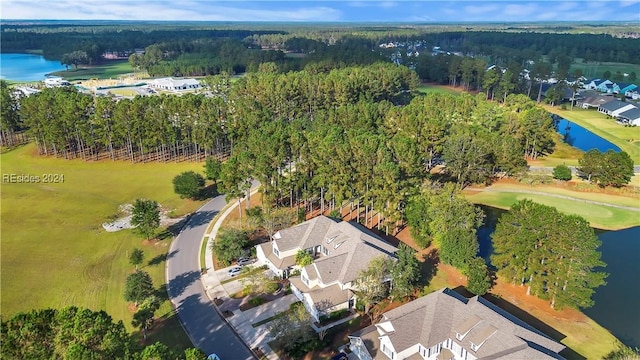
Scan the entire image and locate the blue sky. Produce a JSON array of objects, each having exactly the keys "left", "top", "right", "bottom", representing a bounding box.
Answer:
[{"left": 2, "top": 0, "right": 639, "bottom": 22}]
